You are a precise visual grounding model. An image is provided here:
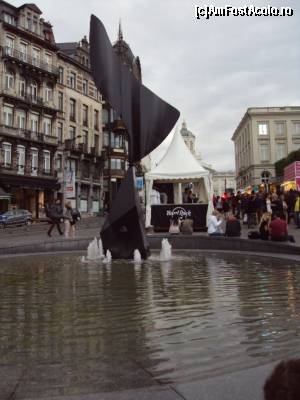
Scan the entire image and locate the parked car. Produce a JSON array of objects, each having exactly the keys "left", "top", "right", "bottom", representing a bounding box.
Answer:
[{"left": 0, "top": 209, "right": 33, "bottom": 228}]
